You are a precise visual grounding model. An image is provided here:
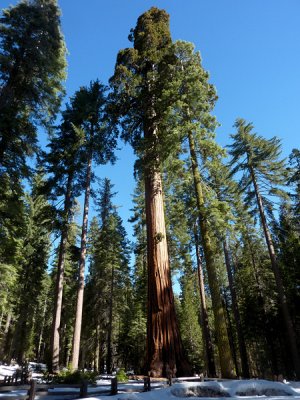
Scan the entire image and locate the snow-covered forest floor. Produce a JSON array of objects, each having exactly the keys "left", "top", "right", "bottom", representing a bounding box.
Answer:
[{"left": 1, "top": 364, "right": 300, "bottom": 400}]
